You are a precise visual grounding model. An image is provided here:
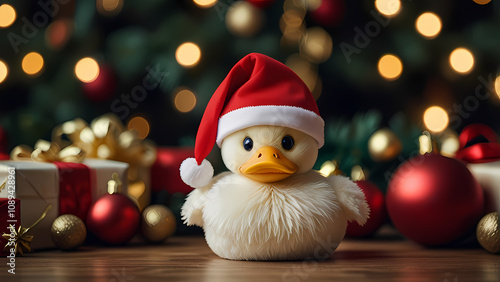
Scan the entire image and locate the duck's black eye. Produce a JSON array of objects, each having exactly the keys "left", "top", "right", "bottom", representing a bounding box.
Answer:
[
  {"left": 282, "top": 135, "right": 294, "bottom": 150},
  {"left": 243, "top": 137, "right": 253, "bottom": 151}
]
